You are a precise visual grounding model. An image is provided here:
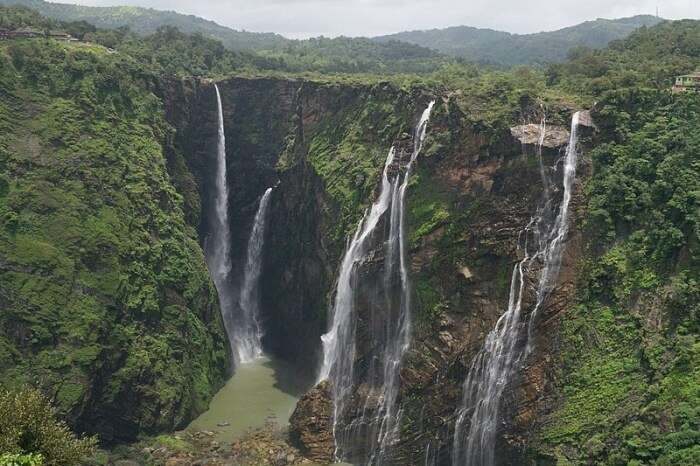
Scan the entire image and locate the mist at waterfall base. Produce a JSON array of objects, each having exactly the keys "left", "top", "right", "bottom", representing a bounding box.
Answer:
[
  {"left": 452, "top": 112, "right": 582, "bottom": 466},
  {"left": 319, "top": 102, "right": 435, "bottom": 465}
]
